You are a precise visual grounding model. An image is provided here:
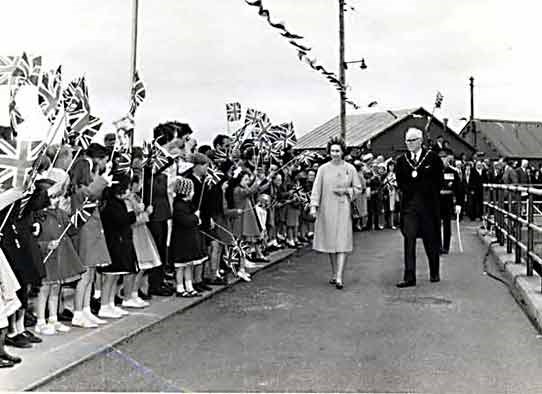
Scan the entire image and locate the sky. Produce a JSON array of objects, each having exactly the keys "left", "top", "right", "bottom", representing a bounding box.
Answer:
[{"left": 1, "top": 0, "right": 542, "bottom": 146}]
